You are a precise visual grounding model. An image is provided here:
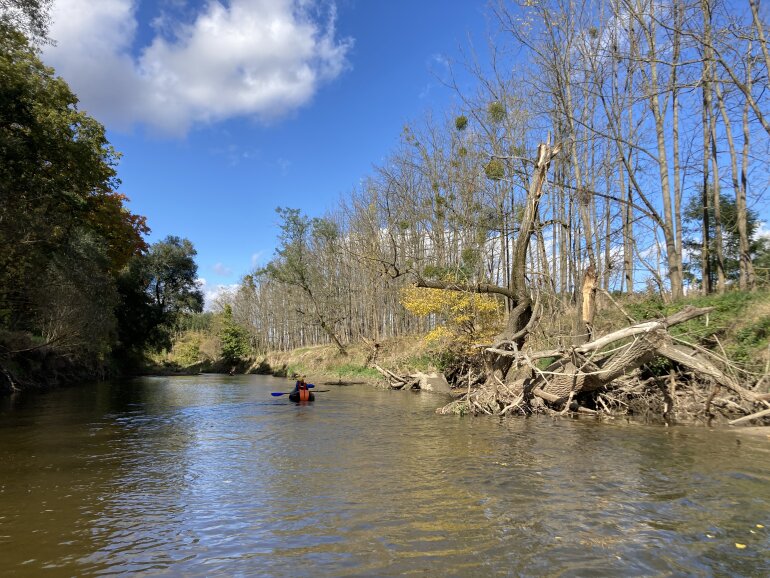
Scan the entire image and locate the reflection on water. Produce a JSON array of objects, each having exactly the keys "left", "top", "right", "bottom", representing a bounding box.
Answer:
[{"left": 1, "top": 375, "right": 769, "bottom": 577}]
